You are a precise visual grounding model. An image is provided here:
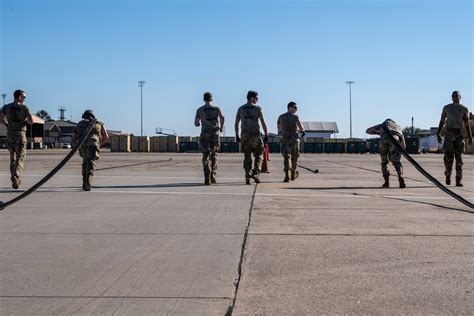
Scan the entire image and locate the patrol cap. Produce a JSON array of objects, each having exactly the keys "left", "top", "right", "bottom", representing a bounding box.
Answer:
[
  {"left": 203, "top": 92, "right": 213, "bottom": 101},
  {"left": 247, "top": 90, "right": 258, "bottom": 100},
  {"left": 82, "top": 109, "right": 95, "bottom": 119}
]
